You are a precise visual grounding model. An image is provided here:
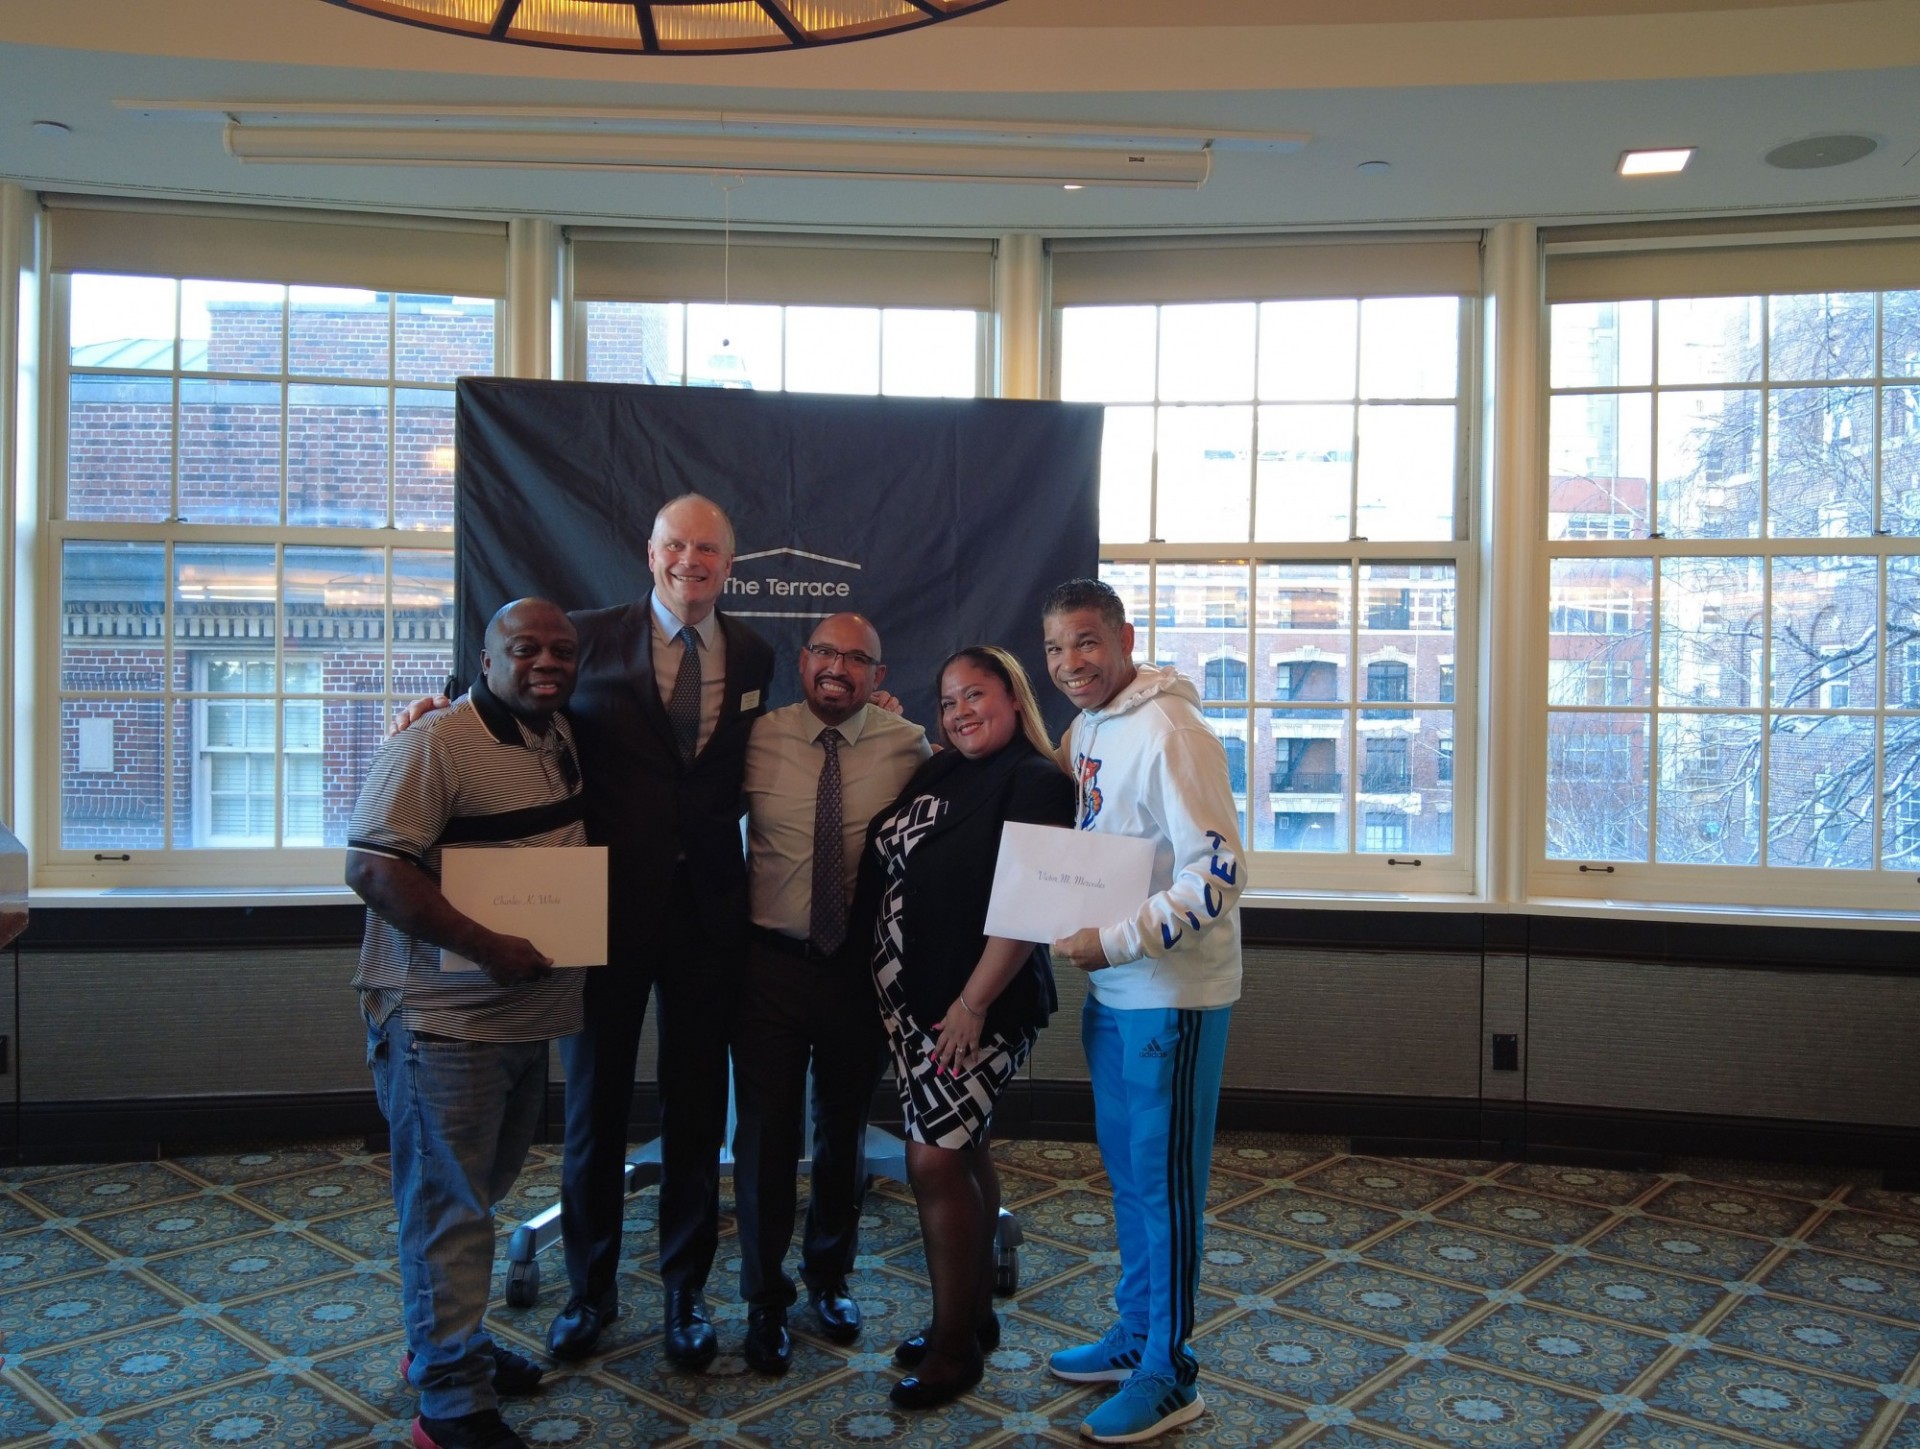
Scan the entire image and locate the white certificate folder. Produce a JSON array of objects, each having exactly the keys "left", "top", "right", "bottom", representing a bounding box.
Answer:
[
  {"left": 984, "top": 822, "right": 1155, "bottom": 945},
  {"left": 438, "top": 845, "right": 609, "bottom": 972}
]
